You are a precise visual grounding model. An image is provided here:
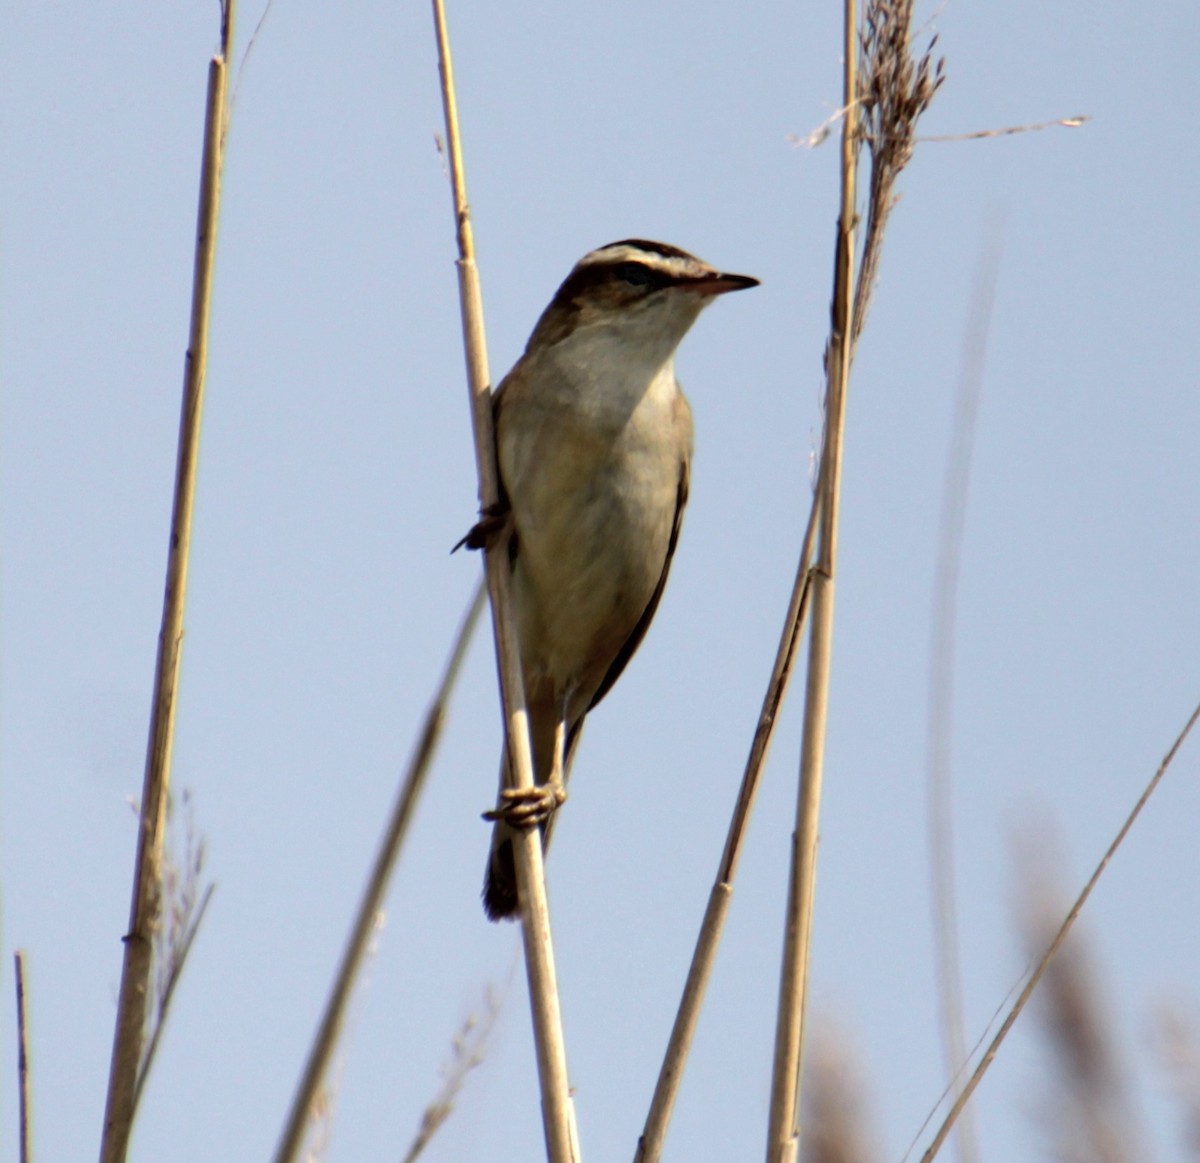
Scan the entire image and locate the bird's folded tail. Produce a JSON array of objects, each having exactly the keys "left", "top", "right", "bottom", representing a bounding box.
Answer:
[{"left": 483, "top": 822, "right": 531, "bottom": 921}]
